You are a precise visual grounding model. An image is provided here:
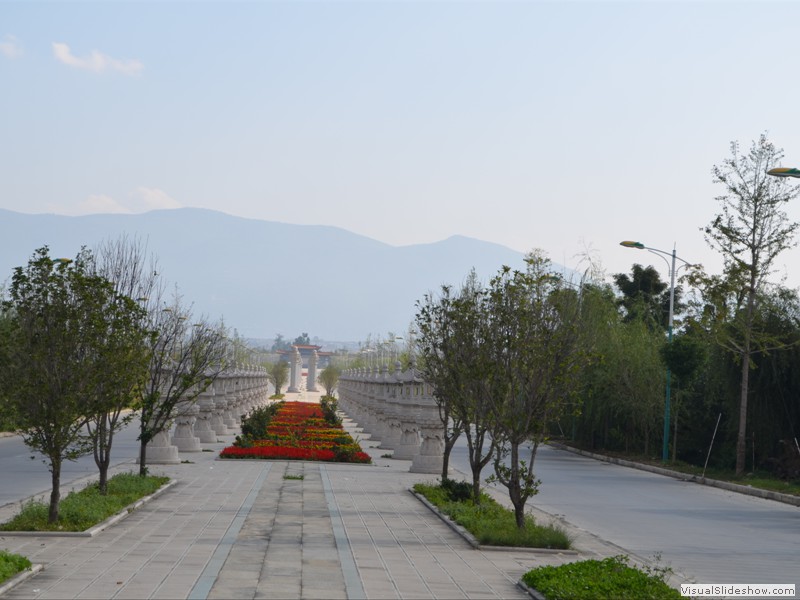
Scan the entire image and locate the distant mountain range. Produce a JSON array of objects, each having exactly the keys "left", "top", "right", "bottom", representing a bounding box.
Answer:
[{"left": 0, "top": 208, "right": 536, "bottom": 342}]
